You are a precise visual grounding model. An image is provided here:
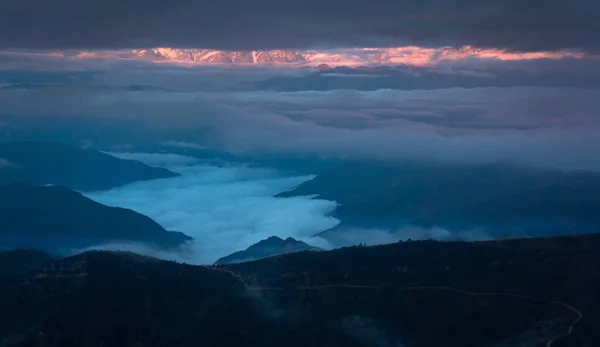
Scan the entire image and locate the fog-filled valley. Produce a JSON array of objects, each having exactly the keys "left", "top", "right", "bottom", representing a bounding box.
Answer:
[{"left": 85, "top": 153, "right": 339, "bottom": 264}]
